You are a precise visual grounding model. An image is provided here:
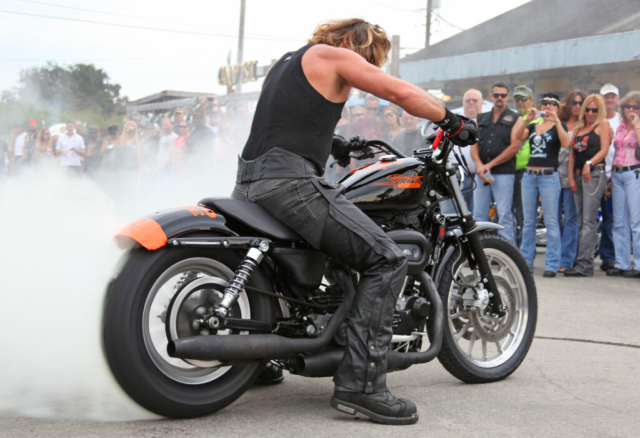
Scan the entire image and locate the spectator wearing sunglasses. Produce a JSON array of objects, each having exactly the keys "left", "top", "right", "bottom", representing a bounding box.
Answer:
[
  {"left": 381, "top": 106, "right": 403, "bottom": 142},
  {"left": 565, "top": 95, "right": 610, "bottom": 276},
  {"left": 514, "top": 93, "right": 569, "bottom": 276},
  {"left": 347, "top": 94, "right": 382, "bottom": 140},
  {"left": 471, "top": 82, "right": 520, "bottom": 243},
  {"left": 557, "top": 89, "right": 587, "bottom": 272},
  {"left": 597, "top": 84, "right": 622, "bottom": 272},
  {"left": 608, "top": 91, "right": 640, "bottom": 278},
  {"left": 511, "top": 85, "right": 540, "bottom": 246}
]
